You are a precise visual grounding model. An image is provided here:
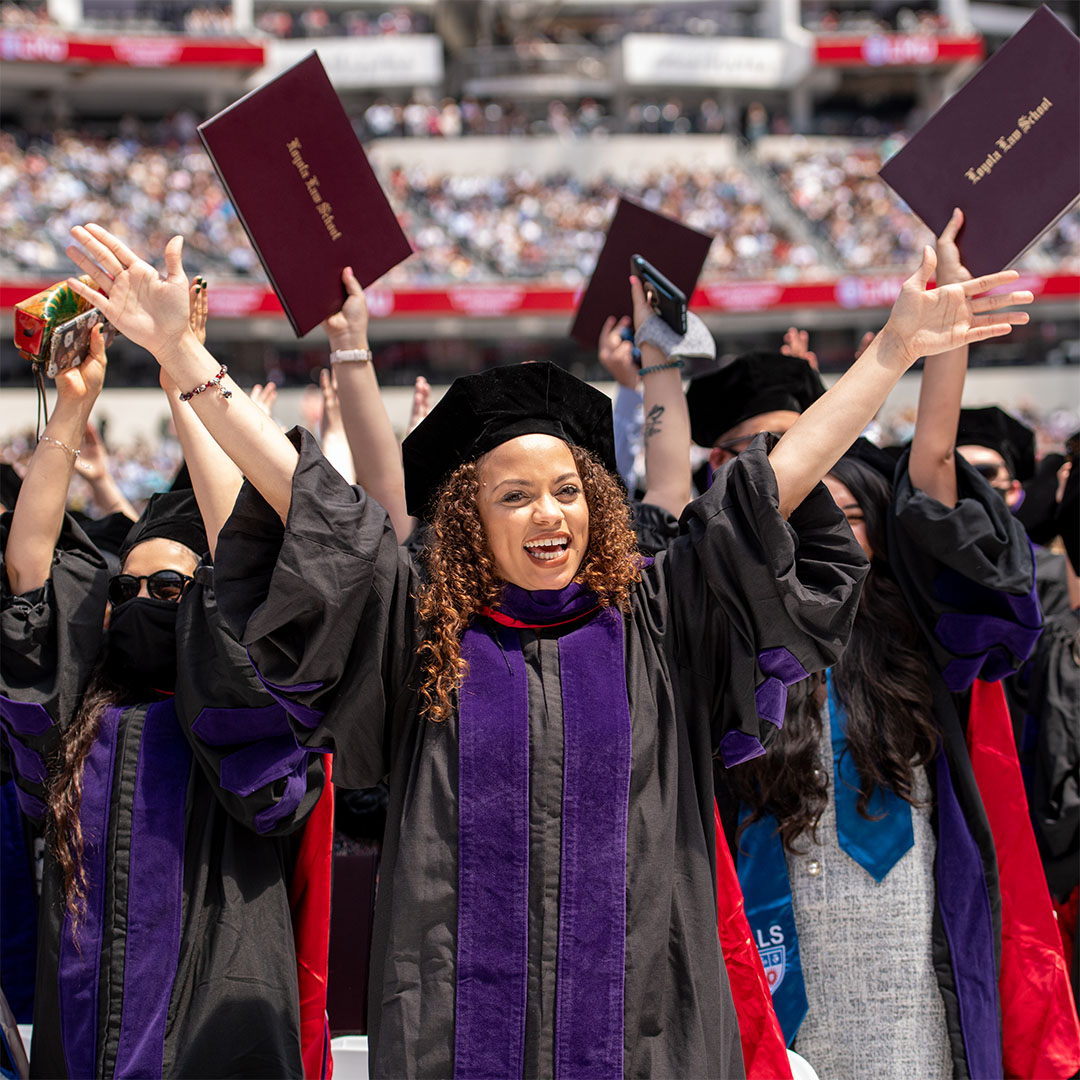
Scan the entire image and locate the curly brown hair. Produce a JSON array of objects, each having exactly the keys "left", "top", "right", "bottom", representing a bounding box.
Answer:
[{"left": 416, "top": 444, "right": 641, "bottom": 722}]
